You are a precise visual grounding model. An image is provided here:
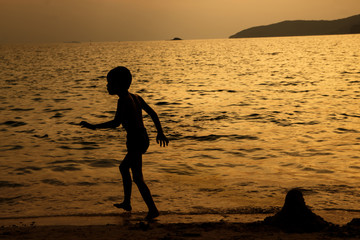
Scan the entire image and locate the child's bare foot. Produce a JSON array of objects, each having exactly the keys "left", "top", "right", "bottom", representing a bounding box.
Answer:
[
  {"left": 145, "top": 209, "right": 159, "bottom": 220},
  {"left": 114, "top": 202, "right": 132, "bottom": 211}
]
